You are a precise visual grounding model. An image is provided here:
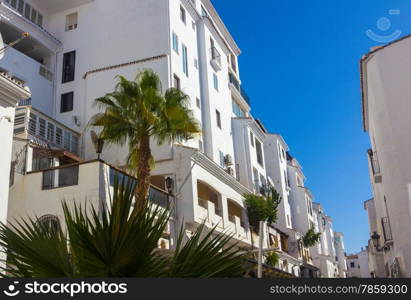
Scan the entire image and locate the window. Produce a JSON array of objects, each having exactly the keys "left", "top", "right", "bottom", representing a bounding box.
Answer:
[
  {"left": 30, "top": 7, "right": 37, "bottom": 23},
  {"left": 37, "top": 14, "right": 43, "bottom": 27},
  {"left": 56, "top": 128, "right": 63, "bottom": 145},
  {"left": 218, "top": 150, "right": 225, "bottom": 167},
  {"left": 47, "top": 123, "right": 55, "bottom": 142},
  {"left": 62, "top": 51, "right": 76, "bottom": 83},
  {"left": 250, "top": 132, "right": 255, "bottom": 147},
  {"left": 196, "top": 97, "right": 201, "bottom": 108},
  {"left": 350, "top": 262, "right": 355, "bottom": 268},
  {"left": 182, "top": 44, "right": 188, "bottom": 76},
  {"left": 173, "top": 74, "right": 180, "bottom": 90},
  {"left": 37, "top": 215, "right": 61, "bottom": 233},
  {"left": 64, "top": 131, "right": 71, "bottom": 150},
  {"left": 17, "top": 0, "right": 24, "bottom": 14},
  {"left": 24, "top": 3, "right": 31, "bottom": 19},
  {"left": 201, "top": 5, "right": 208, "bottom": 17},
  {"left": 253, "top": 168, "right": 259, "bottom": 193},
  {"left": 306, "top": 197, "right": 313, "bottom": 216},
  {"left": 180, "top": 5, "right": 186, "bottom": 24},
  {"left": 172, "top": 32, "right": 179, "bottom": 53},
  {"left": 10, "top": 0, "right": 18, "bottom": 9},
  {"left": 232, "top": 100, "right": 245, "bottom": 117},
  {"left": 255, "top": 139, "right": 264, "bottom": 167},
  {"left": 61, "top": 92, "right": 74, "bottom": 113},
  {"left": 38, "top": 118, "right": 46, "bottom": 138},
  {"left": 284, "top": 170, "right": 290, "bottom": 188},
  {"left": 28, "top": 113, "right": 37, "bottom": 135},
  {"left": 71, "top": 135, "right": 79, "bottom": 154},
  {"left": 194, "top": 58, "right": 198, "bottom": 69},
  {"left": 66, "top": 13, "right": 78, "bottom": 31},
  {"left": 213, "top": 73, "right": 218, "bottom": 91},
  {"left": 260, "top": 174, "right": 267, "bottom": 192},
  {"left": 216, "top": 110, "right": 221, "bottom": 129}
]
